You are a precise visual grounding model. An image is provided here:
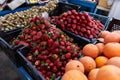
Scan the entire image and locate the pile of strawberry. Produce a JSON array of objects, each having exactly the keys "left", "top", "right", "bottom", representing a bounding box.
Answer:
[
  {"left": 13, "top": 16, "right": 81, "bottom": 79},
  {"left": 51, "top": 10, "right": 104, "bottom": 39}
]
